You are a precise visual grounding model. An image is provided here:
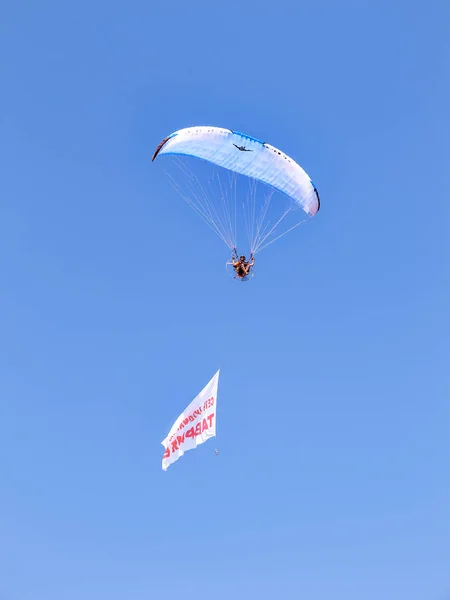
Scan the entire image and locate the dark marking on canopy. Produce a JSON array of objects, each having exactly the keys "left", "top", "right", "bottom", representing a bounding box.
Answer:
[
  {"left": 314, "top": 187, "right": 321, "bottom": 212},
  {"left": 152, "top": 136, "right": 171, "bottom": 161}
]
